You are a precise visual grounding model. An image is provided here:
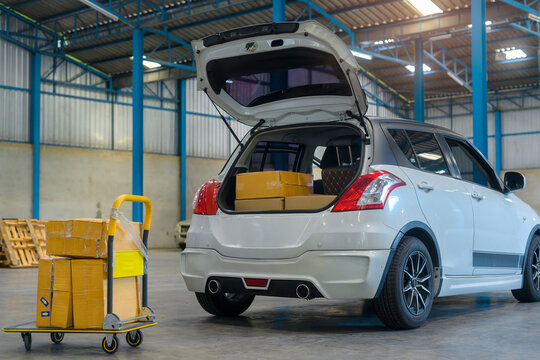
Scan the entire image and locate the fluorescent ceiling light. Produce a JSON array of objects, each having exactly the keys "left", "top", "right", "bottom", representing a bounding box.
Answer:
[
  {"left": 406, "top": 0, "right": 443, "bottom": 16},
  {"left": 528, "top": 13, "right": 540, "bottom": 23},
  {"left": 467, "top": 20, "right": 492, "bottom": 28},
  {"left": 447, "top": 71, "right": 466, "bottom": 87},
  {"left": 78, "top": 0, "right": 119, "bottom": 21},
  {"left": 496, "top": 47, "right": 527, "bottom": 60},
  {"left": 405, "top": 64, "right": 431, "bottom": 73},
  {"left": 129, "top": 55, "right": 162, "bottom": 69},
  {"left": 351, "top": 50, "right": 373, "bottom": 60}
]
